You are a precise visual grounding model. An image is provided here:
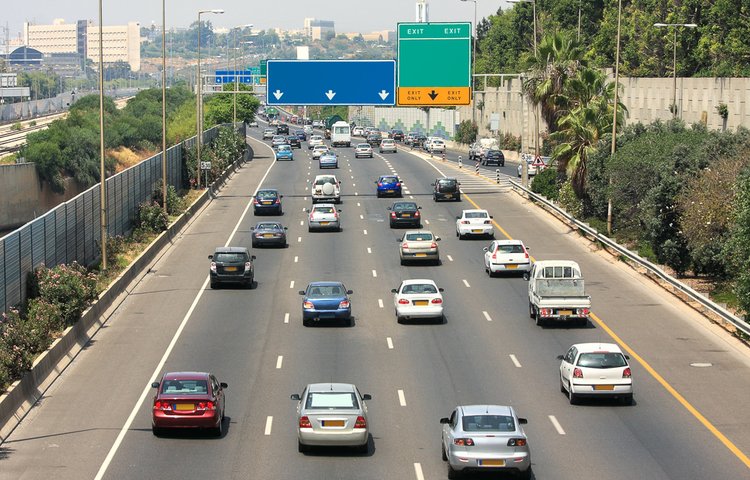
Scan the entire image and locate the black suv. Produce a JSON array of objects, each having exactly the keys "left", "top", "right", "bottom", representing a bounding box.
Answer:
[
  {"left": 366, "top": 134, "right": 382, "bottom": 147},
  {"left": 391, "top": 129, "right": 404, "bottom": 141},
  {"left": 431, "top": 178, "right": 461, "bottom": 202},
  {"left": 209, "top": 247, "right": 255, "bottom": 289},
  {"left": 482, "top": 150, "right": 505, "bottom": 166},
  {"left": 276, "top": 124, "right": 289, "bottom": 135}
]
